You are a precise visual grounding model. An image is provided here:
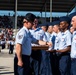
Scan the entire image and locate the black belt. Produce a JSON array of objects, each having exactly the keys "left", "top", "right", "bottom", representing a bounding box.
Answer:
[
  {"left": 15, "top": 53, "right": 30, "bottom": 57},
  {"left": 71, "top": 58, "right": 76, "bottom": 60},
  {"left": 56, "top": 52, "right": 70, "bottom": 56}
]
